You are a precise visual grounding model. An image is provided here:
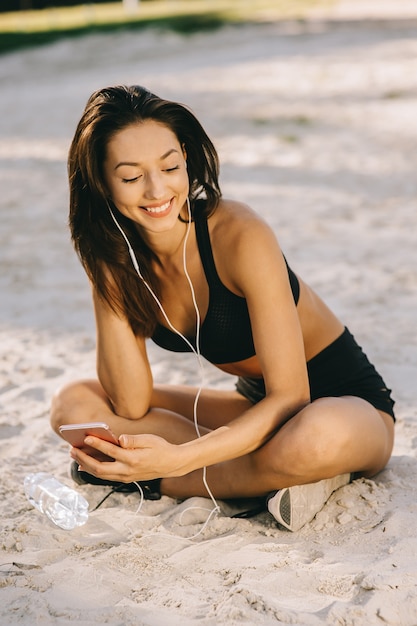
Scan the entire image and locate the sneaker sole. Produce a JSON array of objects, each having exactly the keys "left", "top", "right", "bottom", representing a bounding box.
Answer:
[{"left": 268, "top": 474, "right": 350, "bottom": 532}]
